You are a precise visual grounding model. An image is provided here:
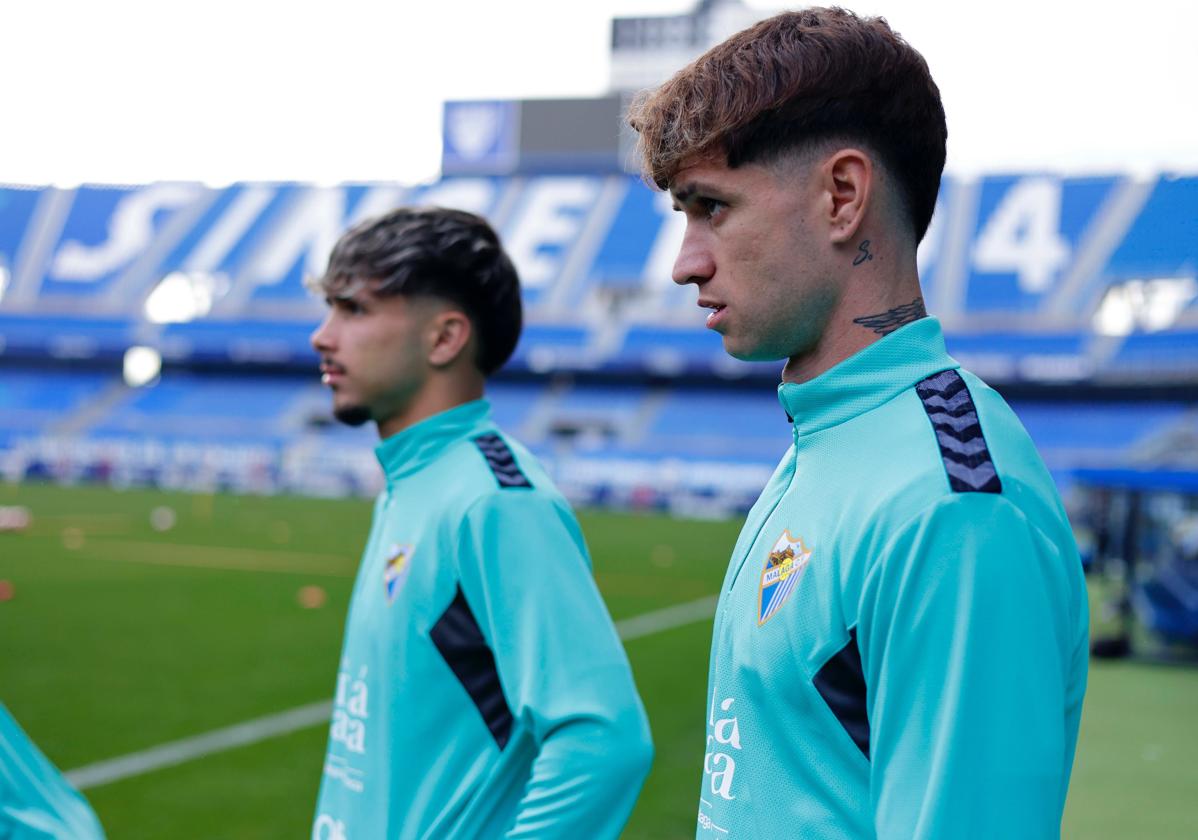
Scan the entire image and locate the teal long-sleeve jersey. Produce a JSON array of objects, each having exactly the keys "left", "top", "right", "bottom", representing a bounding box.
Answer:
[
  {"left": 312, "top": 400, "right": 653, "bottom": 839},
  {"left": 697, "top": 318, "right": 1088, "bottom": 839},
  {"left": 1, "top": 703, "right": 105, "bottom": 839}
]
